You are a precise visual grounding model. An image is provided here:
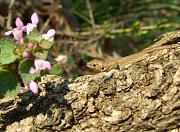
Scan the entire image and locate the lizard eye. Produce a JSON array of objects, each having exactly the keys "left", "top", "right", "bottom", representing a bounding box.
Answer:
[
  {"left": 93, "top": 64, "right": 96, "bottom": 67},
  {"left": 101, "top": 67, "right": 105, "bottom": 71}
]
